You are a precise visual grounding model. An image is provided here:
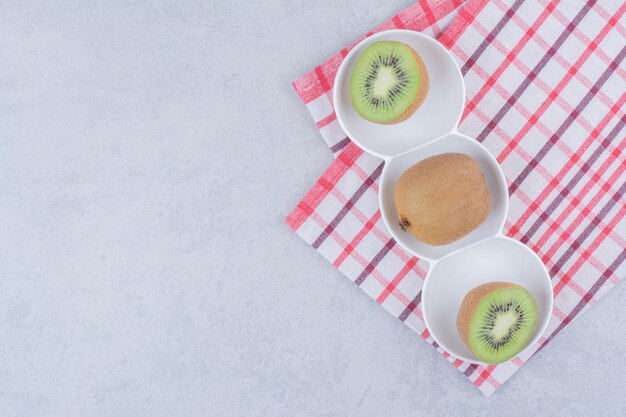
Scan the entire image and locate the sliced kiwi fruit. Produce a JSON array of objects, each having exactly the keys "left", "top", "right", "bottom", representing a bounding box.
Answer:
[
  {"left": 349, "top": 41, "right": 429, "bottom": 124},
  {"left": 457, "top": 282, "right": 538, "bottom": 364}
]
